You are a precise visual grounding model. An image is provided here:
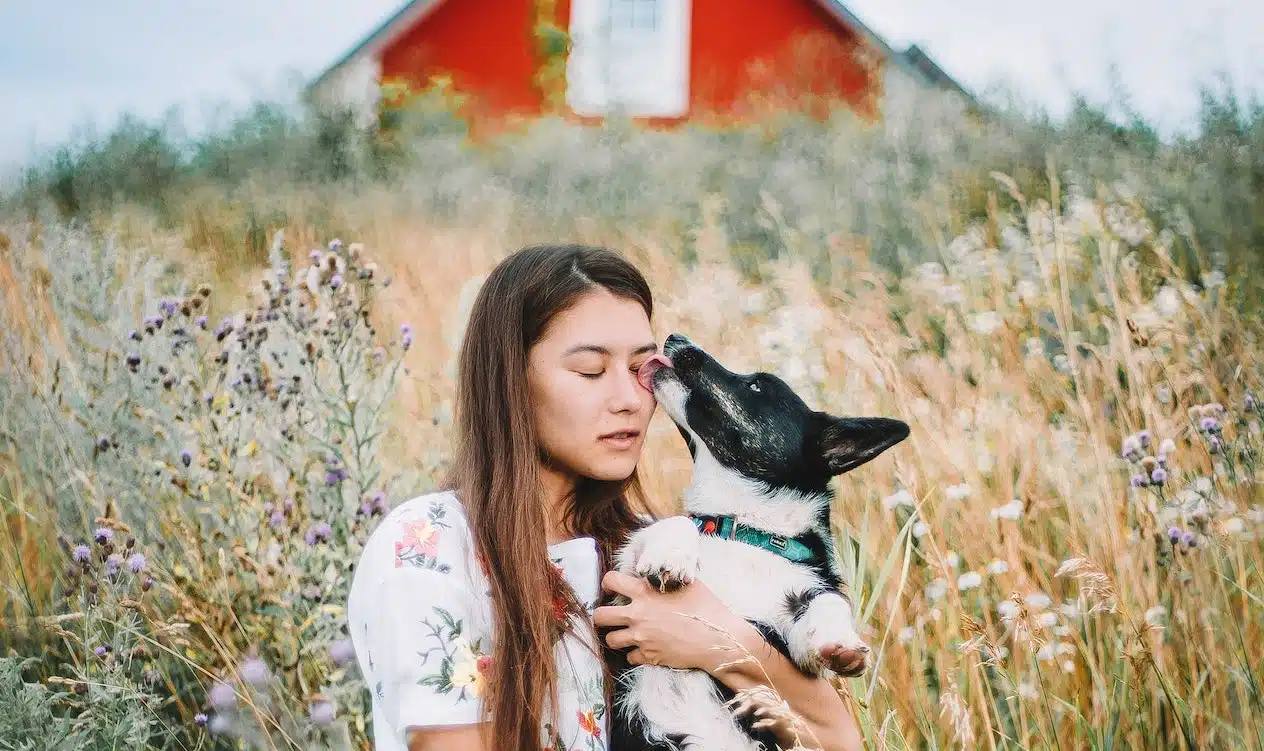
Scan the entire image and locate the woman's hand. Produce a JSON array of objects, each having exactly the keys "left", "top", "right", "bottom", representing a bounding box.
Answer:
[{"left": 593, "top": 570, "right": 754, "bottom": 672}]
